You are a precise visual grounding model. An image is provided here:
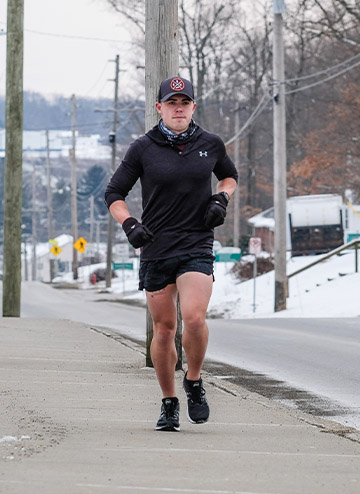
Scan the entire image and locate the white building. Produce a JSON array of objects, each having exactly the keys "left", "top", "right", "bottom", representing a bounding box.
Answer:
[
  {"left": 248, "top": 194, "right": 360, "bottom": 255},
  {"left": 23, "top": 234, "right": 74, "bottom": 283},
  {"left": 23, "top": 234, "right": 109, "bottom": 283},
  {"left": 0, "top": 129, "right": 111, "bottom": 160}
]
